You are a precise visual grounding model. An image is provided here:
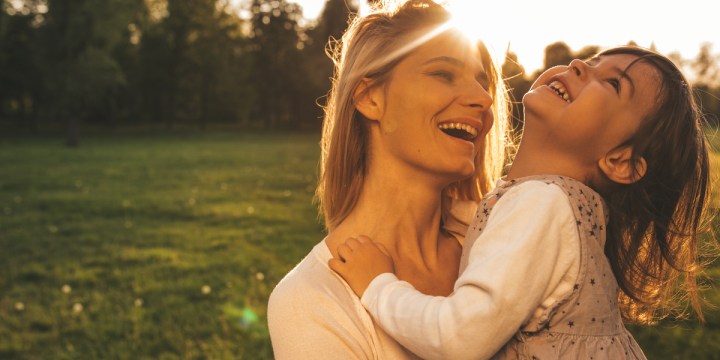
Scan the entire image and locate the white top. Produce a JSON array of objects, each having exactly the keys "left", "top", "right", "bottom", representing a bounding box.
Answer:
[
  {"left": 361, "top": 180, "right": 581, "bottom": 360},
  {"left": 268, "top": 197, "right": 477, "bottom": 359},
  {"left": 267, "top": 240, "right": 420, "bottom": 359}
]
